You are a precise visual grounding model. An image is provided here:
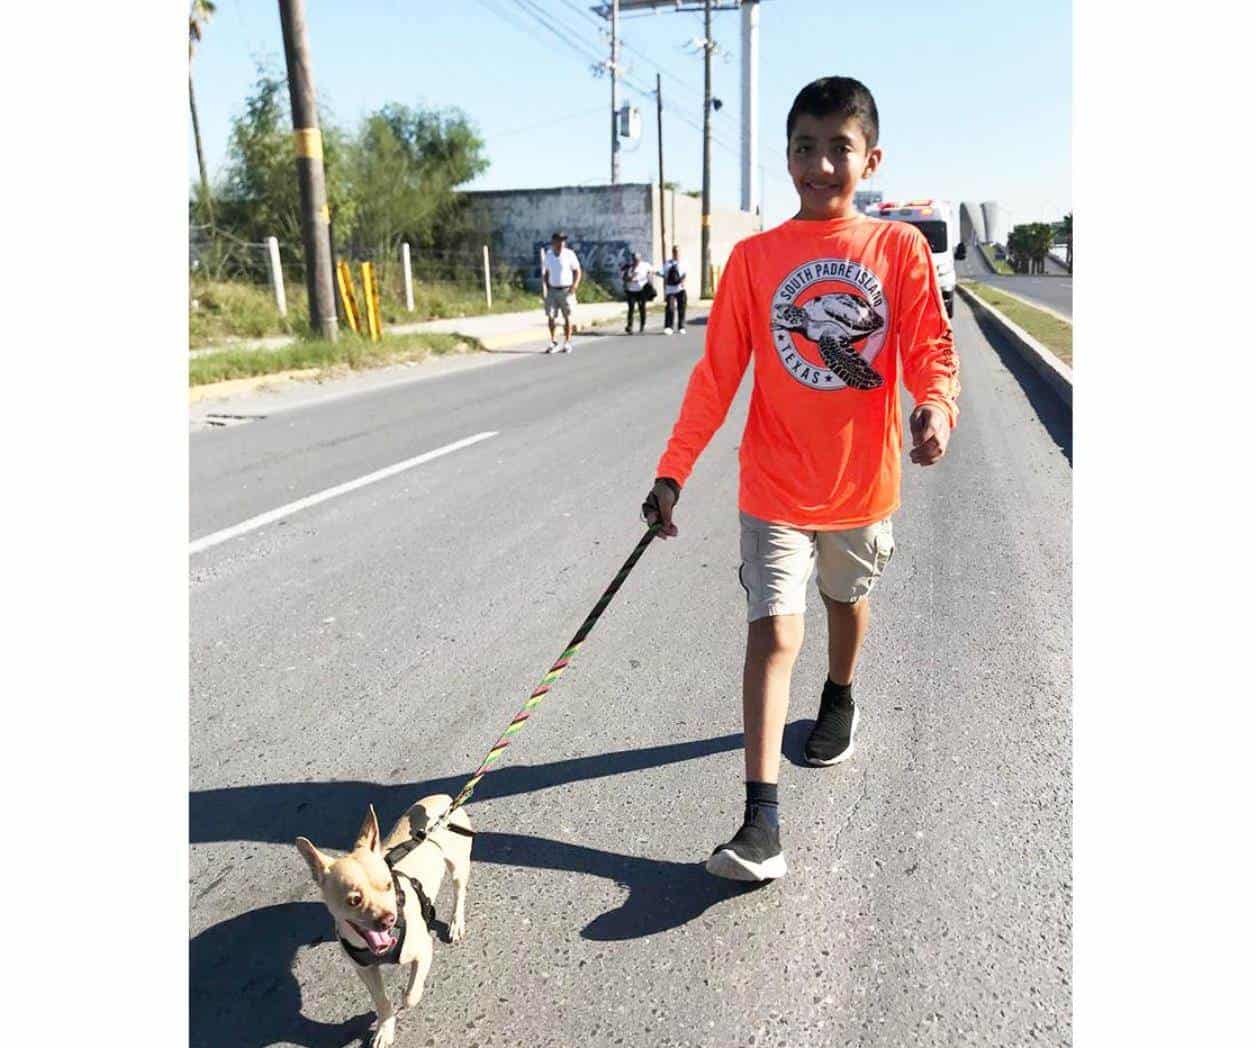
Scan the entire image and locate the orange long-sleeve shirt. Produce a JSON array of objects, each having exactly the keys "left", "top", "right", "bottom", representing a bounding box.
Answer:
[{"left": 656, "top": 214, "right": 960, "bottom": 529}]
